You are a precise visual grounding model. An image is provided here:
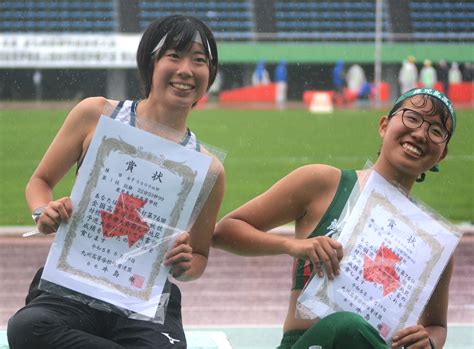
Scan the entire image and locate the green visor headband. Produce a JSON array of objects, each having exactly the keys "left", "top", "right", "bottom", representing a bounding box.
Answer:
[
  {"left": 389, "top": 88, "right": 456, "bottom": 176},
  {"left": 389, "top": 88, "right": 456, "bottom": 134}
]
